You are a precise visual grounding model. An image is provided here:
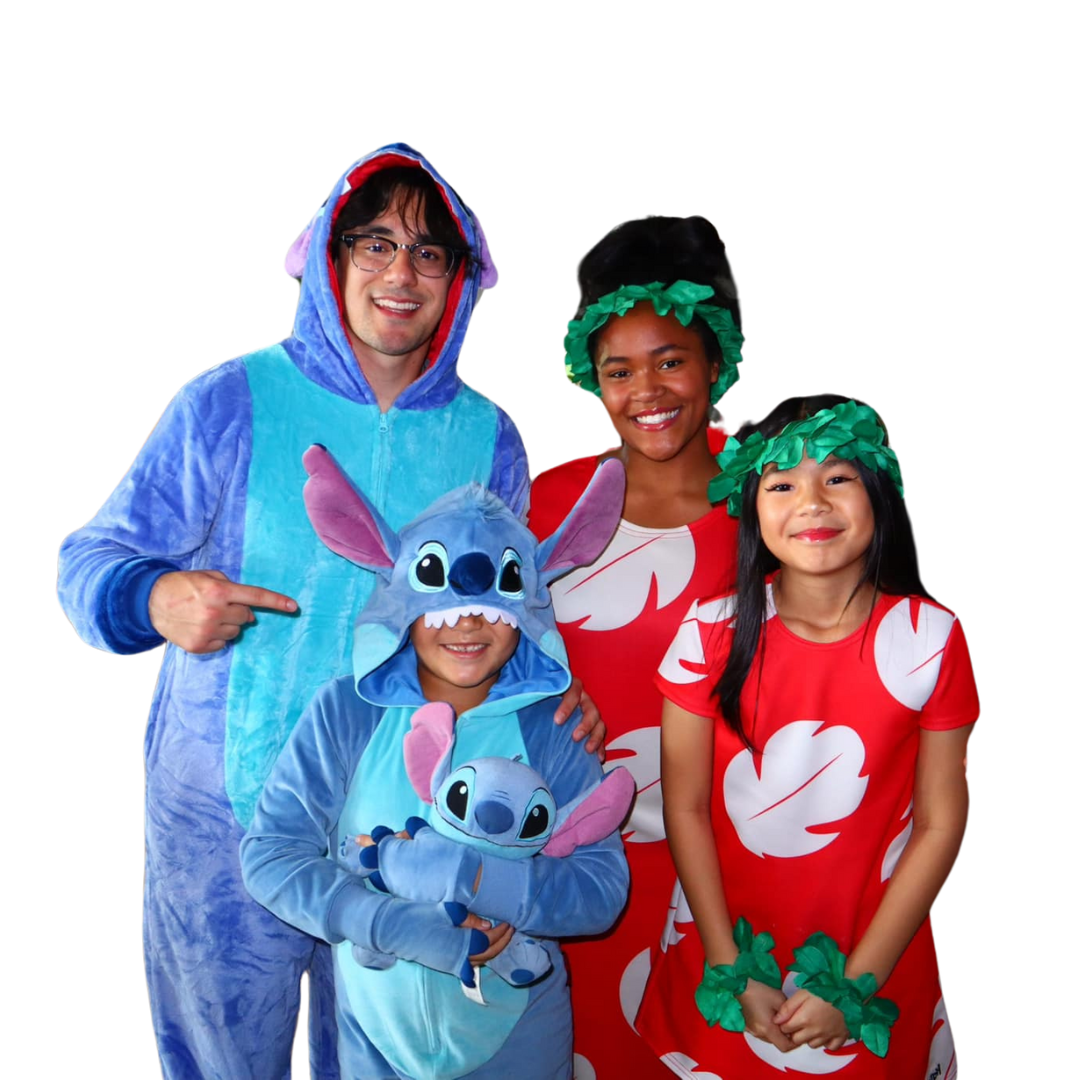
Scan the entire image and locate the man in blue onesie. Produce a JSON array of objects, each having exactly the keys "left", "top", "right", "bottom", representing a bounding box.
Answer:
[{"left": 57, "top": 145, "right": 593, "bottom": 1080}]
